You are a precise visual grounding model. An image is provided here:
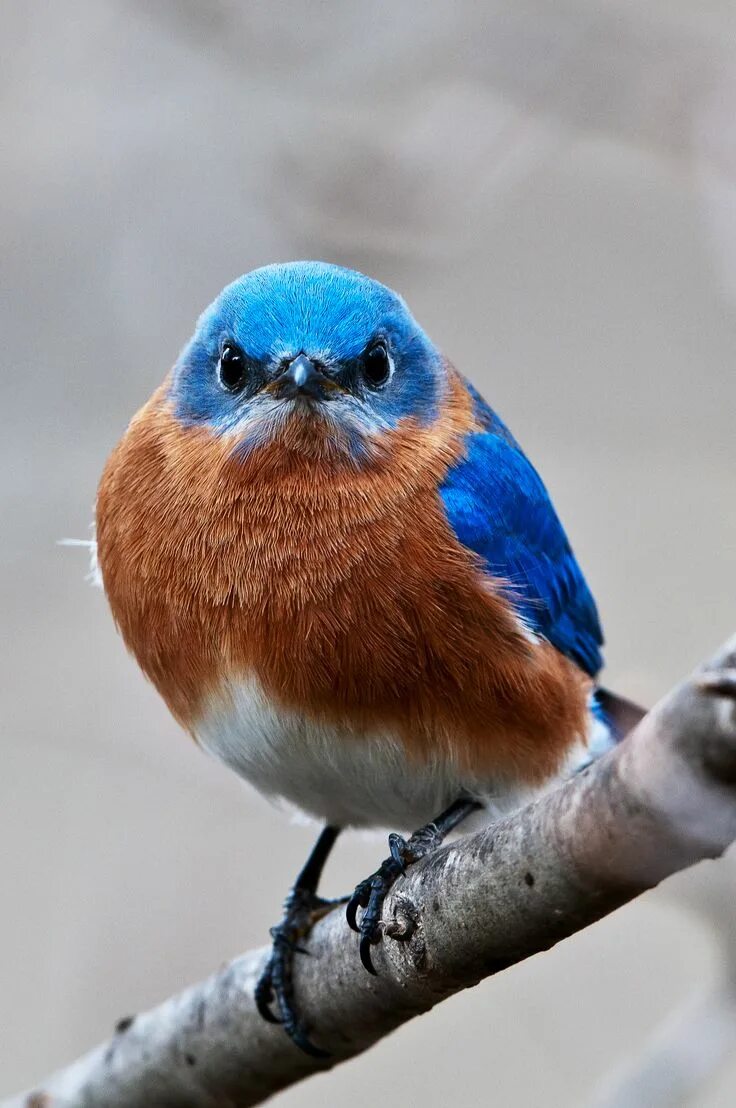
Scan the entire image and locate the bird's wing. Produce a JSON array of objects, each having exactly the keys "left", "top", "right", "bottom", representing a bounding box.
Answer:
[{"left": 439, "top": 385, "right": 603, "bottom": 677}]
